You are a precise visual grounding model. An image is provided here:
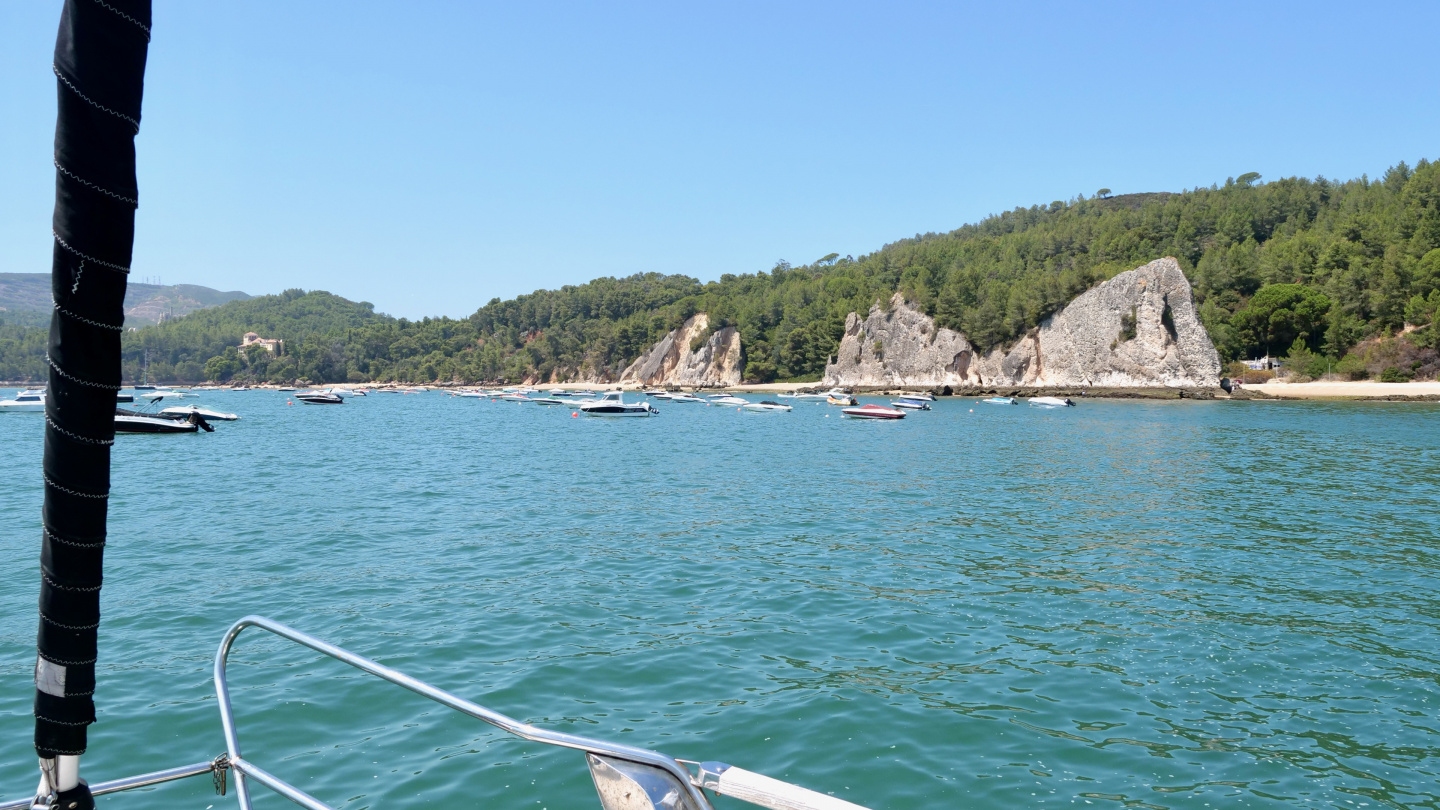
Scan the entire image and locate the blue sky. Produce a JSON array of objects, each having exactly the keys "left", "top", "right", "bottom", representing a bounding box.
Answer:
[{"left": 2, "top": 1, "right": 1437, "bottom": 319}]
